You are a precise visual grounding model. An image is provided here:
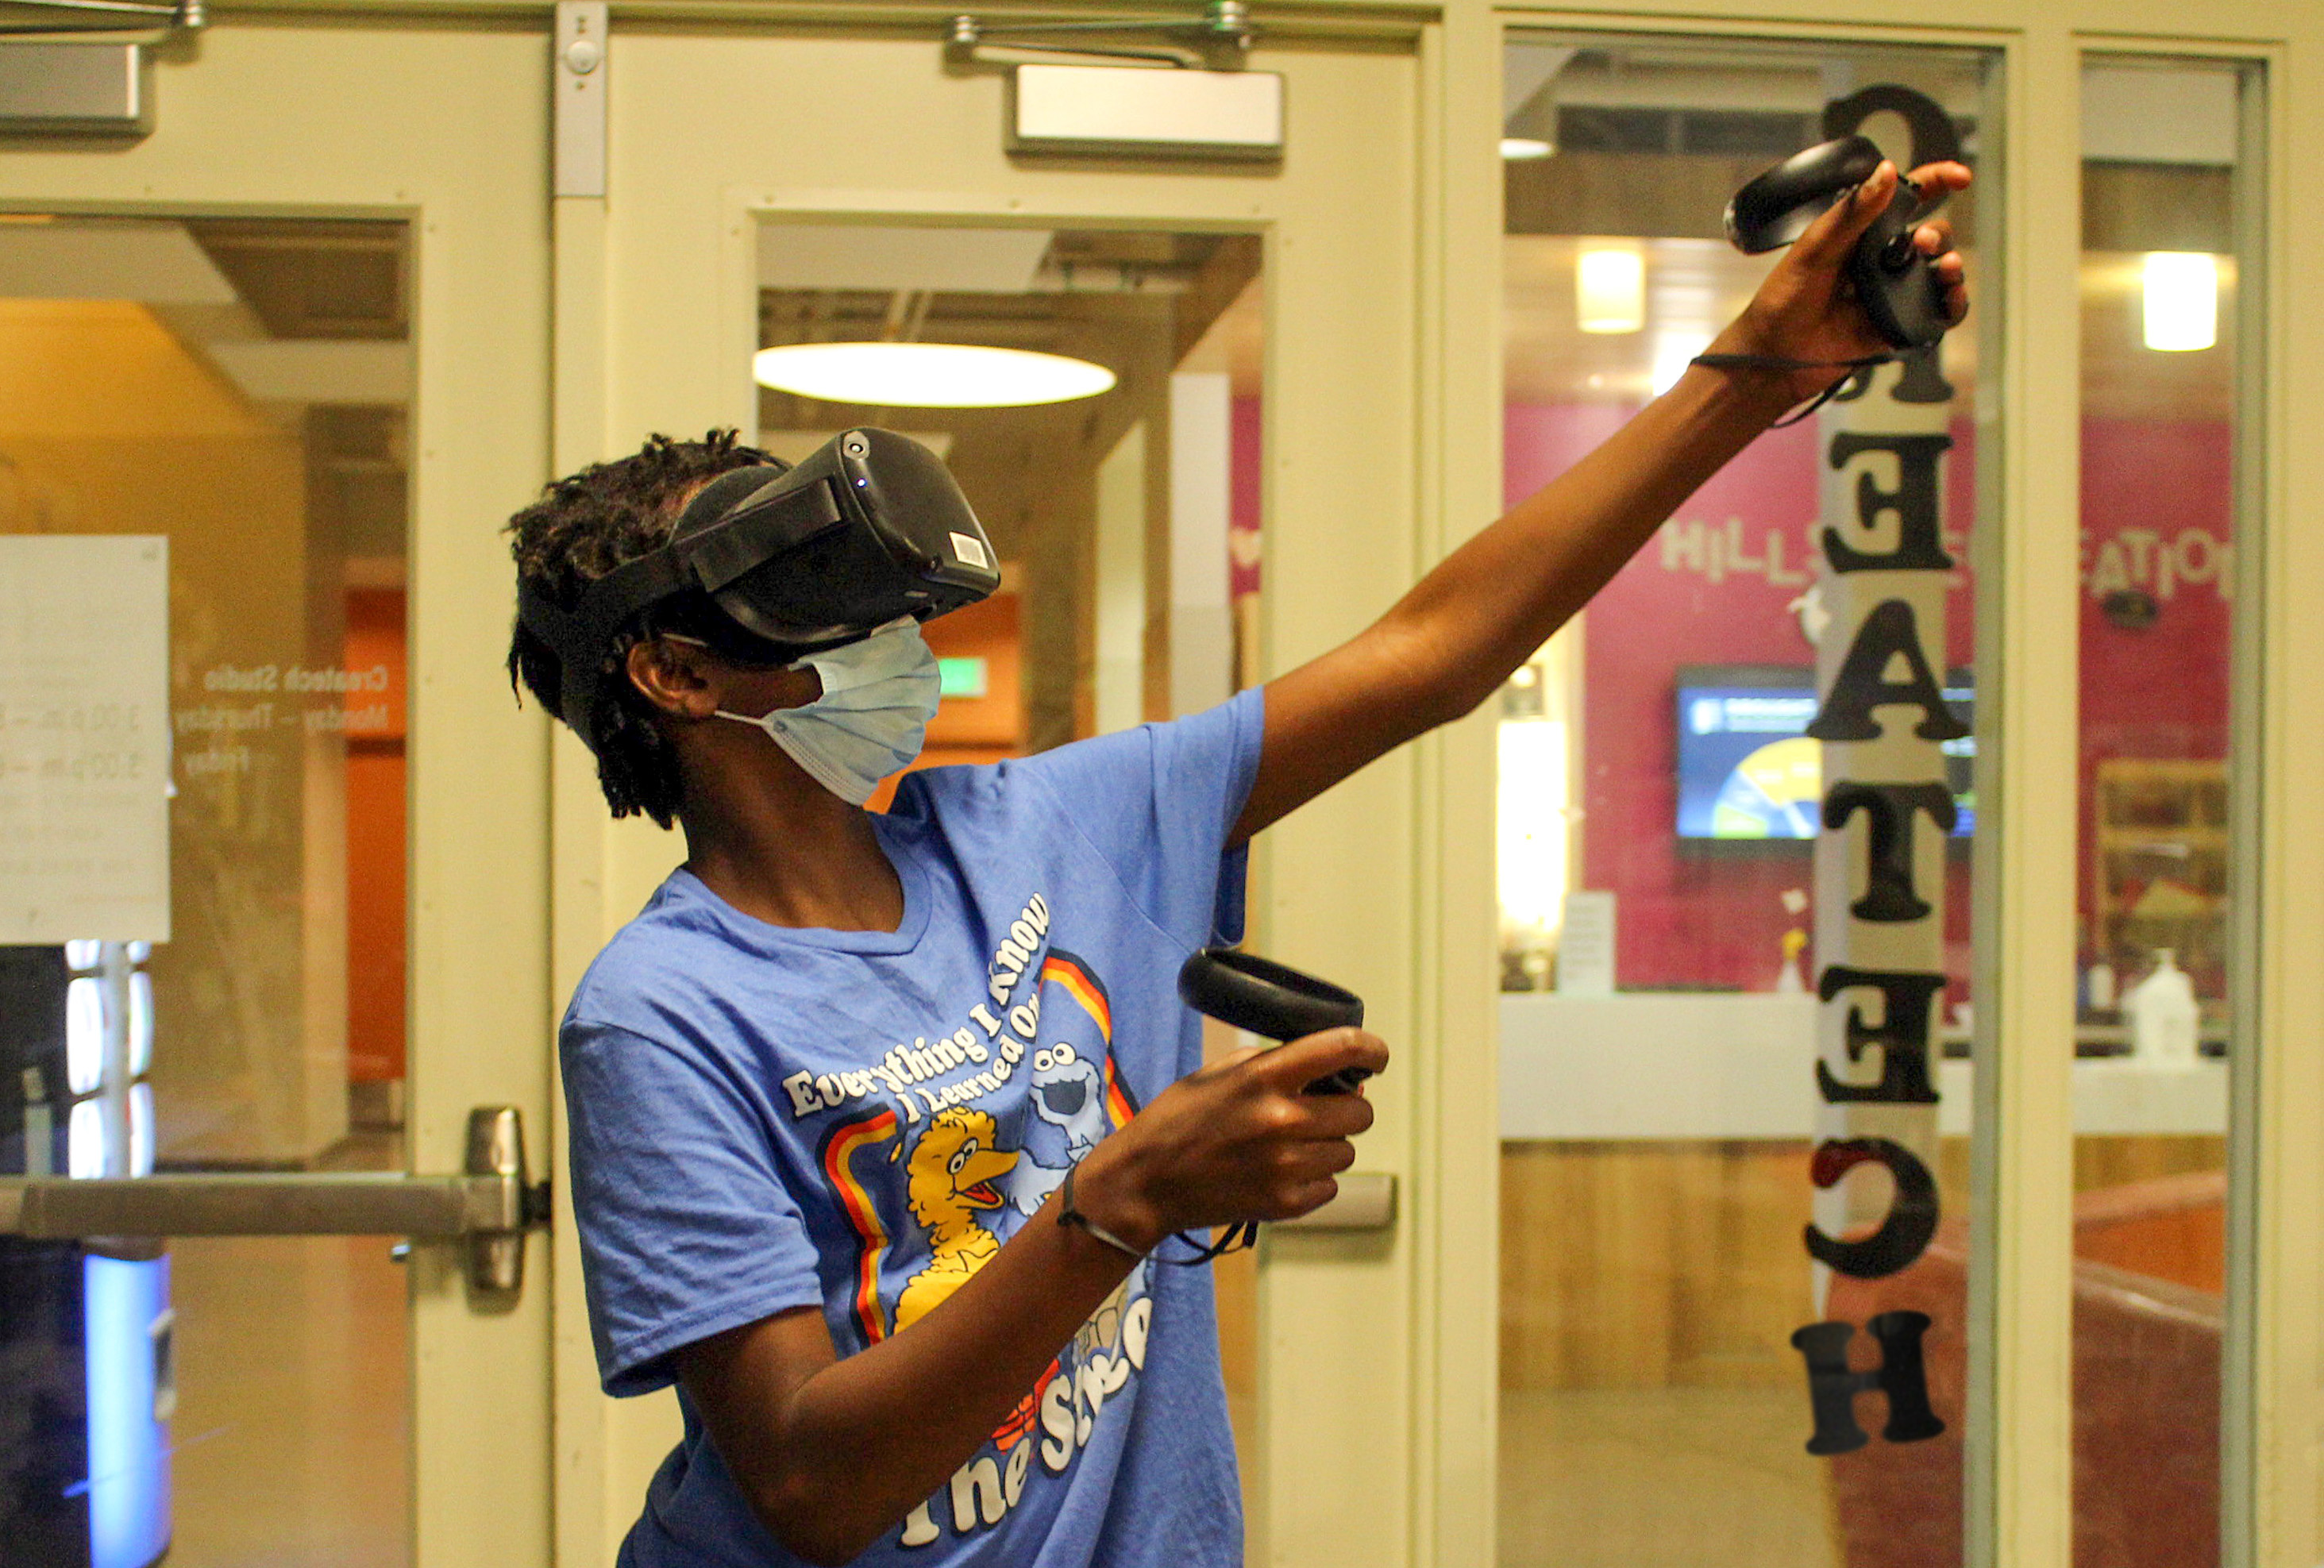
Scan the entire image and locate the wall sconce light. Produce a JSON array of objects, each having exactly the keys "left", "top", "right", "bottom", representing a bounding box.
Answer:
[
  {"left": 1501, "top": 137, "right": 1553, "bottom": 160},
  {"left": 2141, "top": 252, "right": 2218, "bottom": 353},
  {"left": 1576, "top": 243, "right": 1646, "bottom": 334}
]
